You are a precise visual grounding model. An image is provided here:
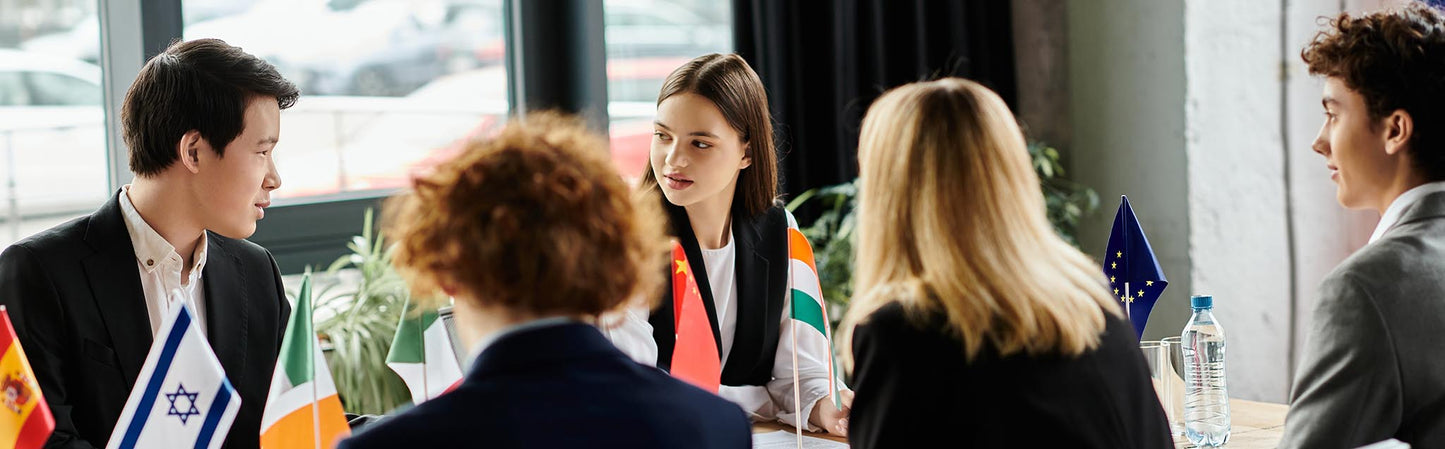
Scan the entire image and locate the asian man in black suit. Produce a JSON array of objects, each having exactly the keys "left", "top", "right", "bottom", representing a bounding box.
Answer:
[{"left": 0, "top": 38, "right": 298, "bottom": 448}]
